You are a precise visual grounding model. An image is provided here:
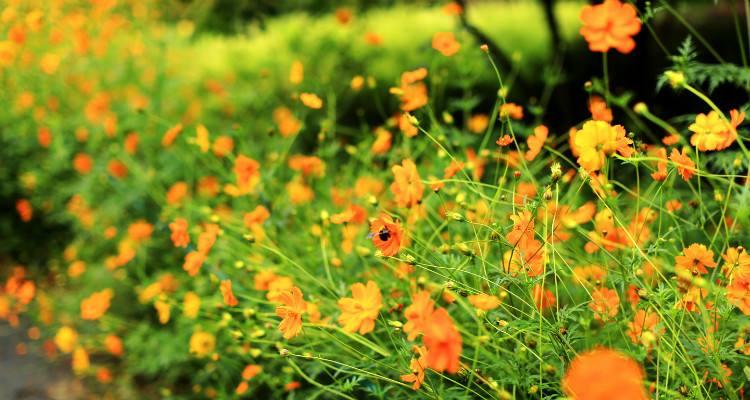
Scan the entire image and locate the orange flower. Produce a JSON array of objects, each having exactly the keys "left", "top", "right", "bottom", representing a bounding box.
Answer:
[
  {"left": 650, "top": 147, "right": 668, "bottom": 181},
  {"left": 266, "top": 276, "right": 294, "bottom": 303},
  {"left": 161, "top": 123, "right": 183, "bottom": 147},
  {"left": 399, "top": 113, "right": 419, "bottom": 138},
  {"left": 423, "top": 307, "right": 462, "bottom": 373},
  {"left": 668, "top": 148, "right": 695, "bottom": 181},
  {"left": 288, "top": 155, "right": 326, "bottom": 177},
  {"left": 728, "top": 275, "right": 750, "bottom": 315},
  {"left": 198, "top": 224, "right": 219, "bottom": 254},
  {"left": 80, "top": 289, "right": 114, "bottom": 320},
  {"left": 212, "top": 135, "right": 234, "bottom": 157},
  {"left": 723, "top": 247, "right": 750, "bottom": 279},
  {"left": 665, "top": 199, "right": 682, "bottom": 212},
  {"left": 337, "top": 281, "right": 382, "bottom": 334},
  {"left": 443, "top": 160, "right": 464, "bottom": 179},
  {"left": 183, "top": 251, "right": 205, "bottom": 276},
  {"left": 330, "top": 204, "right": 367, "bottom": 225},
  {"left": 676, "top": 286, "right": 708, "bottom": 312},
  {"left": 364, "top": 31, "right": 383, "bottom": 46},
  {"left": 503, "top": 237, "right": 546, "bottom": 277},
  {"left": 572, "top": 265, "right": 607, "bottom": 286},
  {"left": 499, "top": 103, "right": 523, "bottom": 120},
  {"left": 589, "top": 96, "right": 613, "bottom": 122},
  {"left": 403, "top": 291, "right": 435, "bottom": 340},
  {"left": 335, "top": 8, "right": 353, "bottom": 25},
  {"left": 579, "top": 0, "right": 642, "bottom": 54},
  {"left": 73, "top": 153, "right": 93, "bottom": 175},
  {"left": 166, "top": 181, "right": 188, "bottom": 205},
  {"left": 286, "top": 179, "right": 315, "bottom": 204},
  {"left": 532, "top": 284, "right": 555, "bottom": 310},
  {"left": 370, "top": 214, "right": 404, "bottom": 256},
  {"left": 588, "top": 287, "right": 620, "bottom": 322},
  {"left": 496, "top": 134, "right": 513, "bottom": 147},
  {"left": 234, "top": 155, "right": 260, "bottom": 194},
  {"left": 432, "top": 32, "right": 460, "bottom": 56},
  {"left": 562, "top": 348, "right": 648, "bottom": 399},
  {"left": 662, "top": 133, "right": 681, "bottom": 146},
  {"left": 8, "top": 25, "right": 25, "bottom": 45},
  {"left": 252, "top": 270, "right": 279, "bottom": 291},
  {"left": 16, "top": 199, "right": 32, "bottom": 222},
  {"left": 525, "top": 125, "right": 548, "bottom": 161},
  {"left": 104, "top": 335, "right": 123, "bottom": 357},
  {"left": 300, "top": 93, "right": 323, "bottom": 109},
  {"left": 689, "top": 109, "right": 744, "bottom": 151},
  {"left": 220, "top": 280, "right": 238, "bottom": 307},
  {"left": 235, "top": 381, "right": 249, "bottom": 395},
  {"left": 468, "top": 293, "right": 502, "bottom": 311},
  {"left": 392, "top": 68, "right": 428, "bottom": 112},
  {"left": 275, "top": 286, "right": 307, "bottom": 339},
  {"left": 169, "top": 218, "right": 190, "bottom": 248},
  {"left": 507, "top": 210, "right": 535, "bottom": 247},
  {"left": 107, "top": 159, "right": 128, "bottom": 179},
  {"left": 273, "top": 107, "right": 302, "bottom": 137},
  {"left": 37, "top": 127, "right": 52, "bottom": 147},
  {"left": 244, "top": 205, "right": 270, "bottom": 228},
  {"left": 128, "top": 220, "right": 153, "bottom": 242},
  {"left": 627, "top": 309, "right": 663, "bottom": 347},
  {"left": 242, "top": 364, "right": 263, "bottom": 380},
  {"left": 371, "top": 128, "right": 392, "bottom": 155},
  {"left": 442, "top": 2, "right": 463, "bottom": 15},
  {"left": 400, "top": 346, "right": 427, "bottom": 390},
  {"left": 391, "top": 159, "right": 424, "bottom": 208},
  {"left": 675, "top": 243, "right": 716, "bottom": 276},
  {"left": 467, "top": 114, "right": 488, "bottom": 134}
]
